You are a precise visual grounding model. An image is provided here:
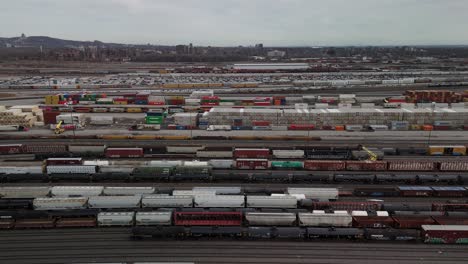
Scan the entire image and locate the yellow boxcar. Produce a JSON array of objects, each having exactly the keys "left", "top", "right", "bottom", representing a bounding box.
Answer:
[
  {"left": 127, "top": 107, "right": 142, "bottom": 113},
  {"left": 209, "top": 83, "right": 224, "bottom": 87},
  {"left": 162, "top": 83, "right": 179, "bottom": 89},
  {"left": 178, "top": 83, "right": 195, "bottom": 89}
]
